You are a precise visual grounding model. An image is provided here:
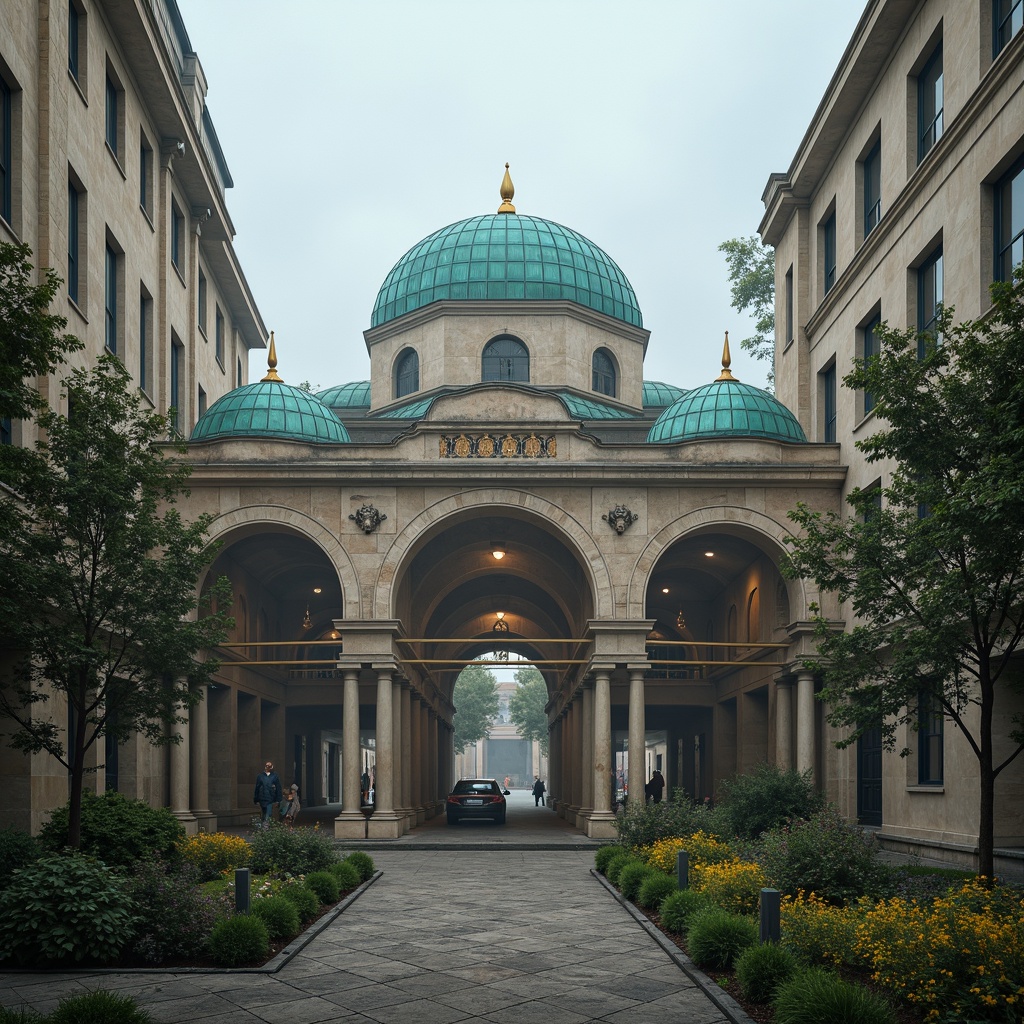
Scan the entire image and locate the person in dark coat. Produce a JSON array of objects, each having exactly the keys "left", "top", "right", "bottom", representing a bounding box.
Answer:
[
  {"left": 532, "top": 776, "right": 546, "bottom": 806},
  {"left": 648, "top": 769, "right": 665, "bottom": 804},
  {"left": 254, "top": 760, "right": 282, "bottom": 824}
]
